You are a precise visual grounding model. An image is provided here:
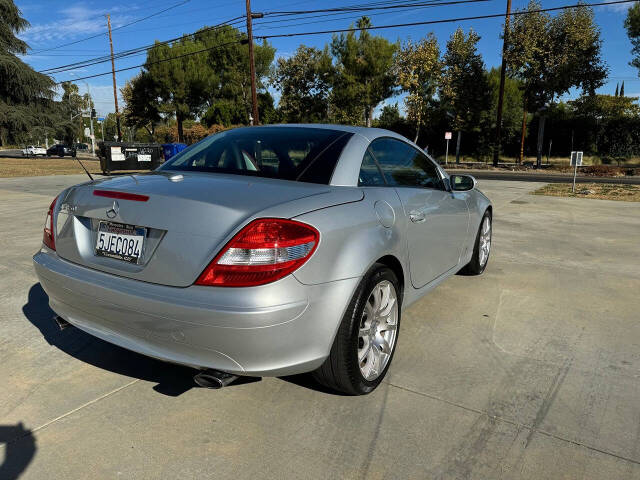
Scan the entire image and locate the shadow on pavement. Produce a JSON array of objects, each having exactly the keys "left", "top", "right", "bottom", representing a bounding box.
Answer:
[
  {"left": 23, "top": 283, "right": 197, "bottom": 397},
  {"left": 0, "top": 423, "right": 36, "bottom": 480}
]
